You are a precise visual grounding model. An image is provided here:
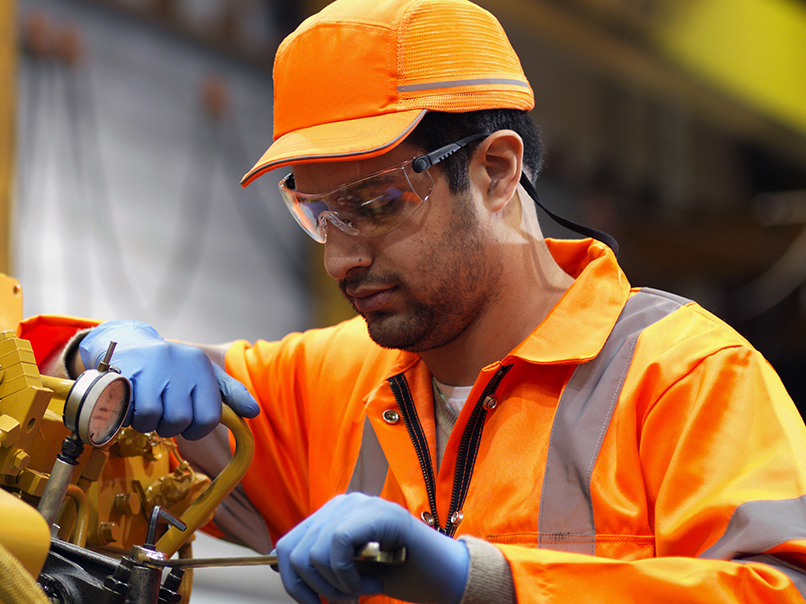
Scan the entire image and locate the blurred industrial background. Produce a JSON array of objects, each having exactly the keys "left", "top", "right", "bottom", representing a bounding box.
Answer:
[{"left": 1, "top": 0, "right": 805, "bottom": 601}]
